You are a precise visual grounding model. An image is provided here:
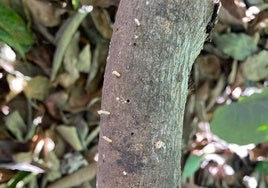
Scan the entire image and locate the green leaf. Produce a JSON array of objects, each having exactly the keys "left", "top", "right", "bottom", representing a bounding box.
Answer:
[
  {"left": 241, "top": 50, "right": 268, "bottom": 81},
  {"left": 5, "top": 111, "right": 27, "bottom": 141},
  {"left": 0, "top": 2, "right": 34, "bottom": 58},
  {"left": 77, "top": 44, "right": 91, "bottom": 73},
  {"left": 0, "top": 29, "right": 25, "bottom": 57},
  {"left": 255, "top": 161, "right": 268, "bottom": 175},
  {"left": 71, "top": 0, "right": 80, "bottom": 10},
  {"left": 56, "top": 125, "right": 83, "bottom": 151},
  {"left": 213, "top": 33, "right": 258, "bottom": 61},
  {"left": 51, "top": 5, "right": 93, "bottom": 81},
  {"left": 7, "top": 171, "right": 34, "bottom": 188},
  {"left": 211, "top": 88, "right": 268, "bottom": 145},
  {"left": 182, "top": 154, "right": 203, "bottom": 181},
  {"left": 23, "top": 76, "right": 49, "bottom": 100},
  {"left": 46, "top": 152, "right": 61, "bottom": 181}
]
